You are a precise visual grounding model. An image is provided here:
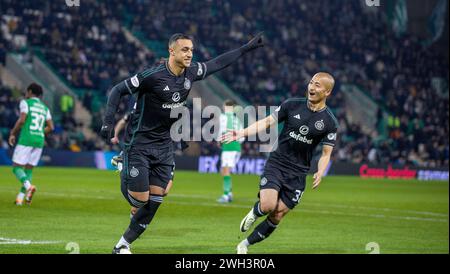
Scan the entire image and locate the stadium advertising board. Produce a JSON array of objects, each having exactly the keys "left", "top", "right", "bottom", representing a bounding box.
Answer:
[
  {"left": 0, "top": 149, "right": 447, "bottom": 181},
  {"left": 330, "top": 162, "right": 449, "bottom": 181},
  {"left": 198, "top": 156, "right": 449, "bottom": 181},
  {"left": 198, "top": 155, "right": 267, "bottom": 175}
]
